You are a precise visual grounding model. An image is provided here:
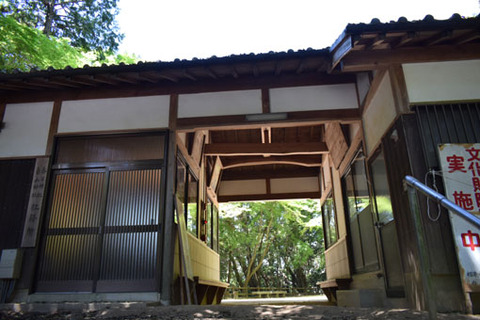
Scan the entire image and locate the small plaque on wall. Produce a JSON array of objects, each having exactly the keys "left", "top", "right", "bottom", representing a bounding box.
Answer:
[{"left": 21, "top": 157, "right": 49, "bottom": 248}]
